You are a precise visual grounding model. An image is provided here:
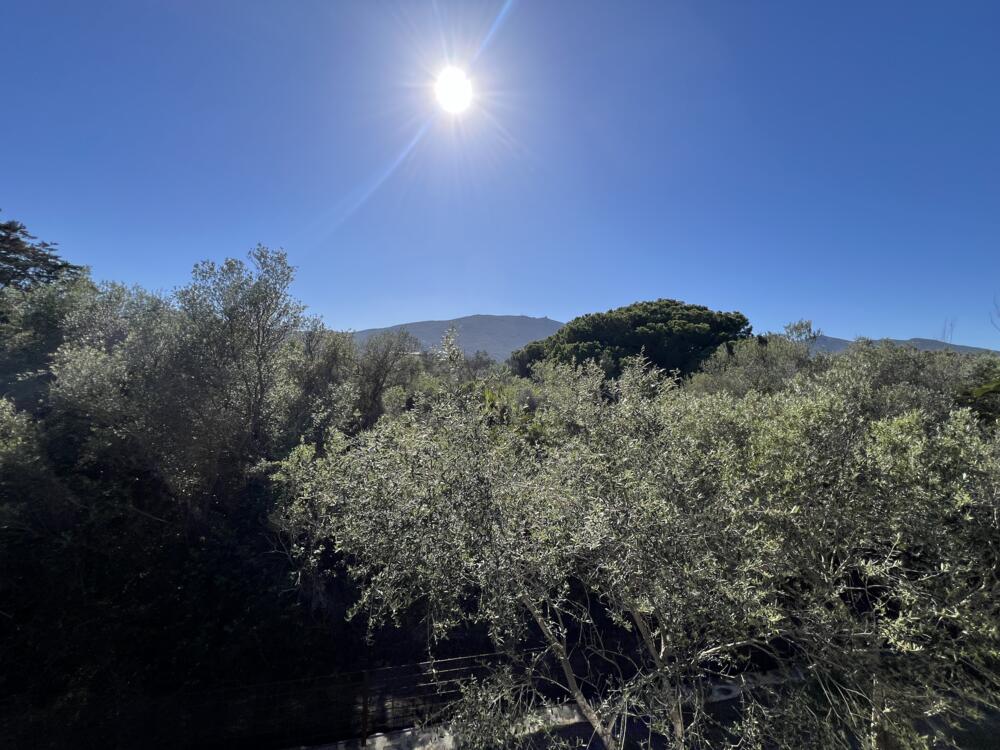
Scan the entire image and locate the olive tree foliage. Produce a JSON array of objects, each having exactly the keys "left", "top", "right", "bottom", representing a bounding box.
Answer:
[
  {"left": 281, "top": 322, "right": 358, "bottom": 453},
  {"left": 353, "top": 328, "right": 421, "bottom": 430},
  {"left": 688, "top": 320, "right": 822, "bottom": 397},
  {"left": 46, "top": 247, "right": 326, "bottom": 510},
  {"left": 0, "top": 271, "right": 97, "bottom": 409},
  {"left": 0, "top": 397, "right": 44, "bottom": 607},
  {"left": 421, "top": 329, "right": 498, "bottom": 382},
  {"left": 694, "top": 323, "right": 1000, "bottom": 425},
  {"left": 174, "top": 246, "right": 306, "bottom": 458},
  {"left": 969, "top": 299, "right": 1000, "bottom": 401},
  {"left": 0, "top": 397, "right": 60, "bottom": 511},
  {"left": 277, "top": 345, "right": 1000, "bottom": 749}
]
